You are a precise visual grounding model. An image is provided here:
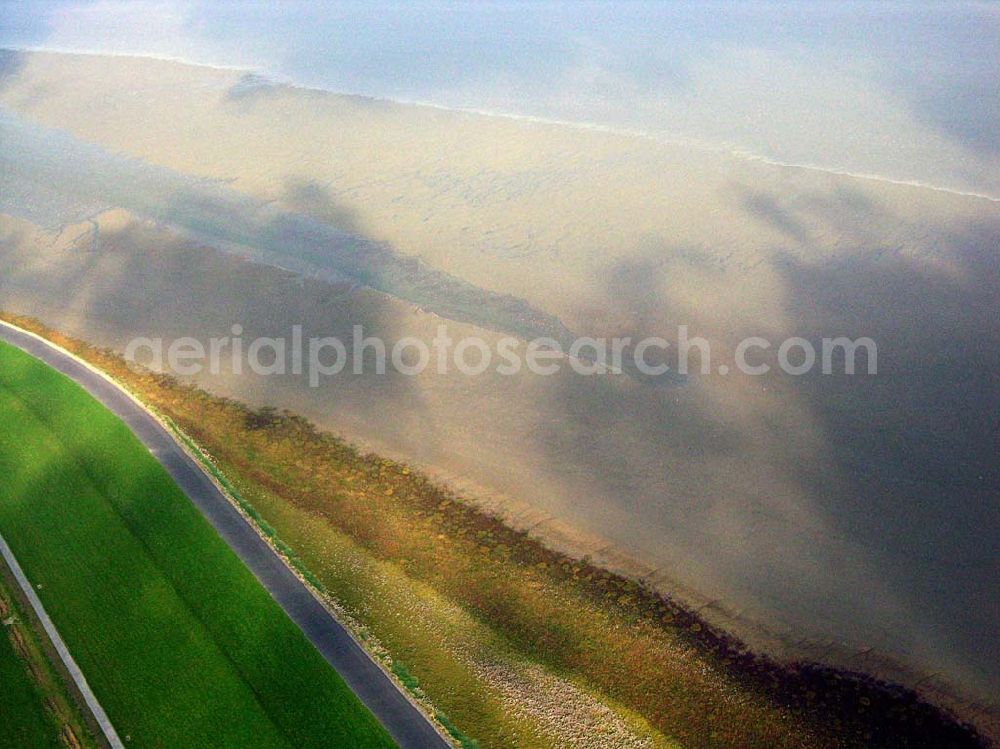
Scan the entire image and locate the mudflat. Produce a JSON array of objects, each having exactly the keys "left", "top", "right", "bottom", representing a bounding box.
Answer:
[{"left": 0, "top": 49, "right": 997, "bottom": 709}]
